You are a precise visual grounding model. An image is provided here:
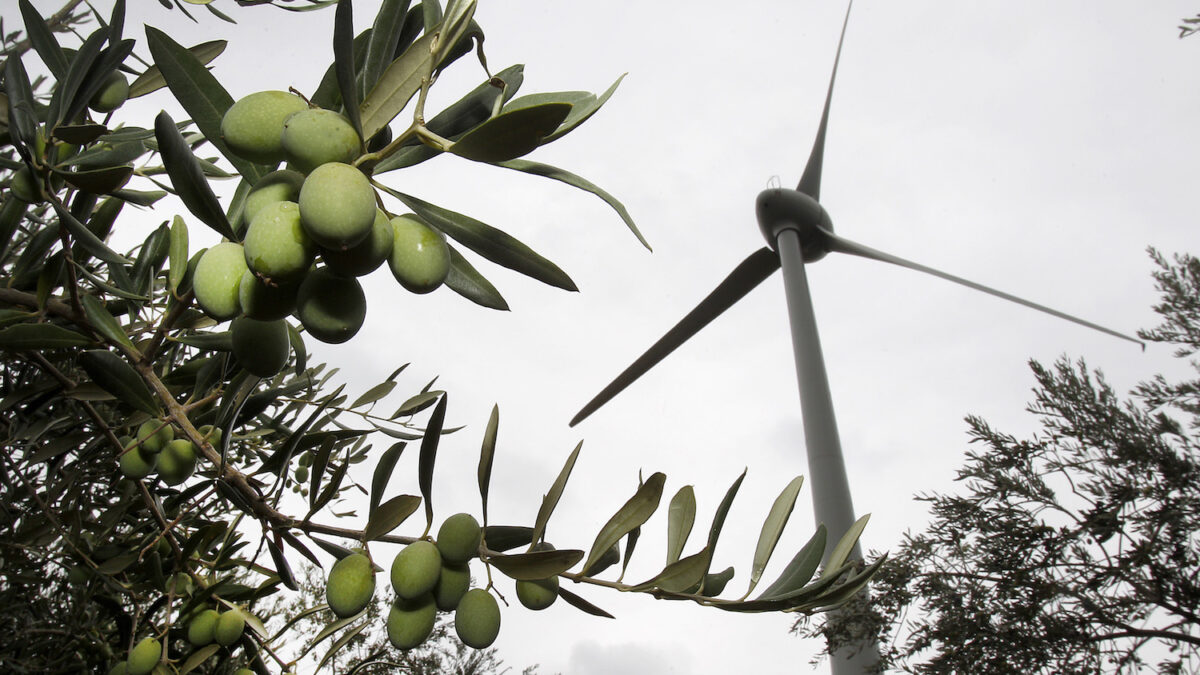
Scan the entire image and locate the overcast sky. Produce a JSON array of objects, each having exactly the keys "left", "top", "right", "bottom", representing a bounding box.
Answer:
[{"left": 24, "top": 1, "right": 1200, "bottom": 672}]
